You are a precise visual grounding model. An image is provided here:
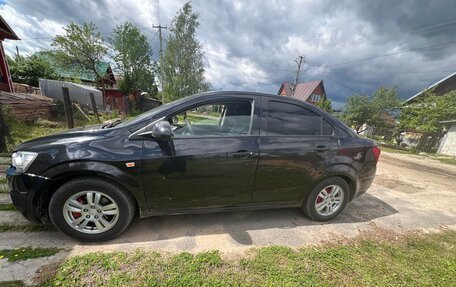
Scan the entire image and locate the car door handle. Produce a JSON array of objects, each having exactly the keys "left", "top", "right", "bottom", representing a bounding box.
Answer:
[
  {"left": 314, "top": 145, "right": 329, "bottom": 153},
  {"left": 232, "top": 150, "right": 255, "bottom": 159}
]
